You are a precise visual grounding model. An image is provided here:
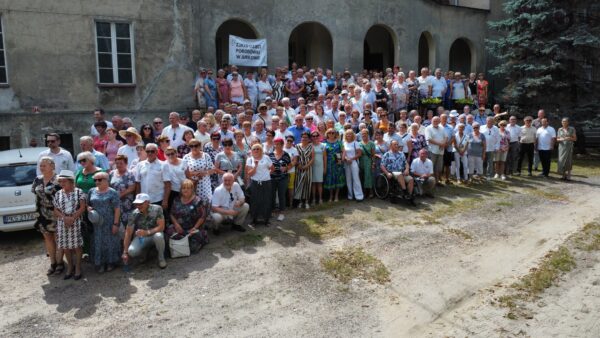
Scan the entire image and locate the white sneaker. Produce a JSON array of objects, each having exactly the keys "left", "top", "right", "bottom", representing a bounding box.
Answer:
[
  {"left": 305, "top": 203, "right": 310, "bottom": 210},
  {"left": 494, "top": 174, "right": 500, "bottom": 179},
  {"left": 158, "top": 259, "right": 167, "bottom": 269},
  {"left": 277, "top": 214, "right": 285, "bottom": 221},
  {"left": 501, "top": 175, "right": 507, "bottom": 180}
]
